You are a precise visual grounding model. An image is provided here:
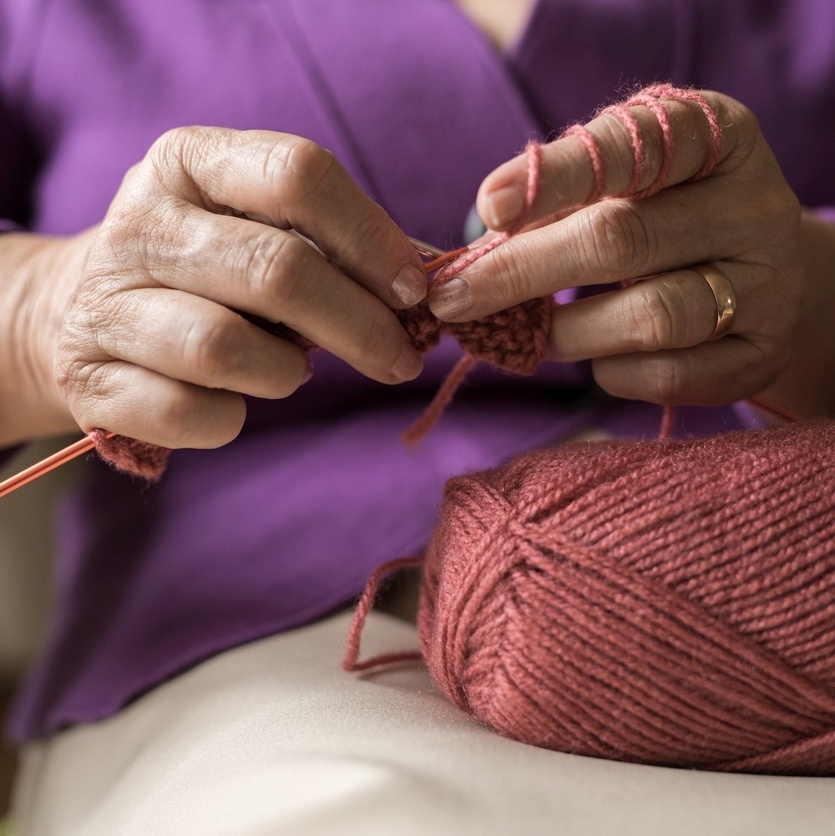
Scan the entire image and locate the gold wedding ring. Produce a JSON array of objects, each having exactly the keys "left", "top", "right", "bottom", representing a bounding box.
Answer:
[{"left": 693, "top": 264, "right": 736, "bottom": 339}]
